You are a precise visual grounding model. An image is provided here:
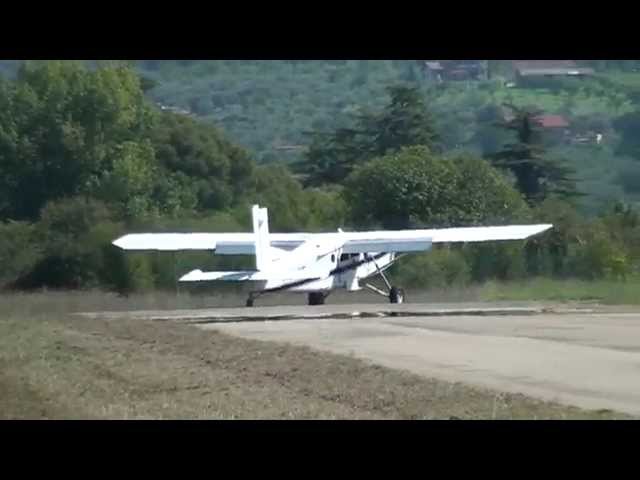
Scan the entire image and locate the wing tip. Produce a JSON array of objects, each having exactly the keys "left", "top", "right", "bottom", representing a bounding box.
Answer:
[
  {"left": 112, "top": 235, "right": 127, "bottom": 249},
  {"left": 179, "top": 269, "right": 203, "bottom": 282}
]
